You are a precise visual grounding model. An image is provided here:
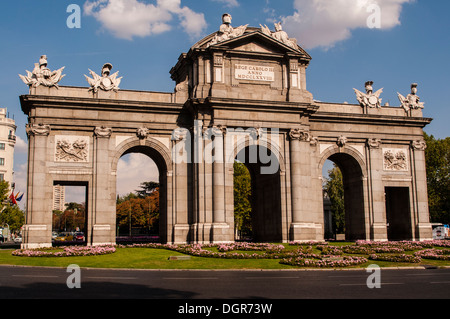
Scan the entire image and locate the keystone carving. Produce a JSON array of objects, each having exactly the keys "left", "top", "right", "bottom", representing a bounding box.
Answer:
[
  {"left": 137, "top": 128, "right": 149, "bottom": 140},
  {"left": 337, "top": 136, "right": 348, "bottom": 148}
]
